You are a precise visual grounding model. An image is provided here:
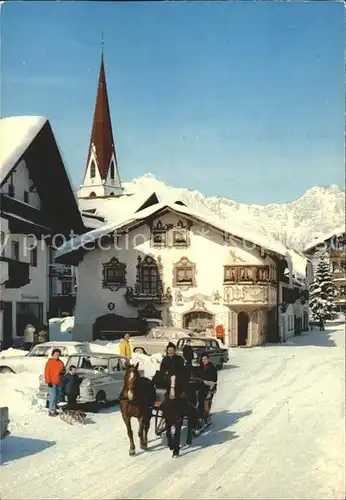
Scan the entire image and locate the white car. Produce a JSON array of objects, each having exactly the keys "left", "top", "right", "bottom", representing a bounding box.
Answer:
[
  {"left": 37, "top": 353, "right": 131, "bottom": 407},
  {"left": 0, "top": 341, "right": 91, "bottom": 375}
]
